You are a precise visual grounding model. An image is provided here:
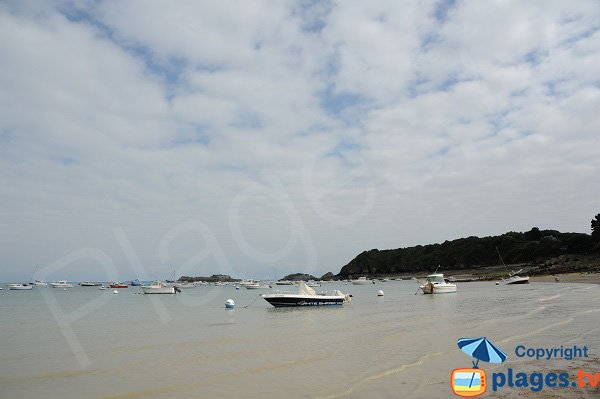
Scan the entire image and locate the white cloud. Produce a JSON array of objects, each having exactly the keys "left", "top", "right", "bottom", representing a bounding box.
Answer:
[{"left": 0, "top": 1, "right": 599, "bottom": 281}]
